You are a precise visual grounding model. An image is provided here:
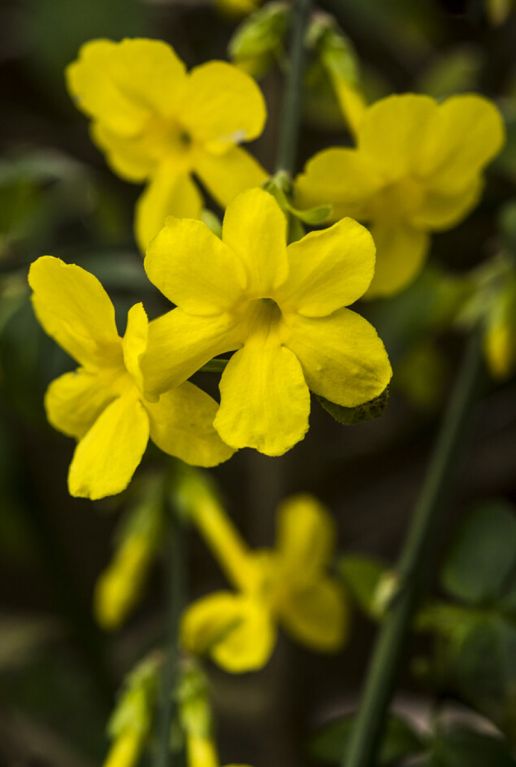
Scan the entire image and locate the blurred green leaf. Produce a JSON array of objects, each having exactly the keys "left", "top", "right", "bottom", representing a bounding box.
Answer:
[
  {"left": 229, "top": 2, "right": 289, "bottom": 78},
  {"left": 425, "top": 724, "right": 516, "bottom": 767},
  {"left": 338, "top": 554, "right": 389, "bottom": 618},
  {"left": 418, "top": 47, "right": 482, "bottom": 98},
  {"left": 442, "top": 502, "right": 516, "bottom": 604},
  {"left": 310, "top": 712, "right": 423, "bottom": 765},
  {"left": 452, "top": 616, "right": 516, "bottom": 735},
  {"left": 317, "top": 386, "right": 390, "bottom": 426}
]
